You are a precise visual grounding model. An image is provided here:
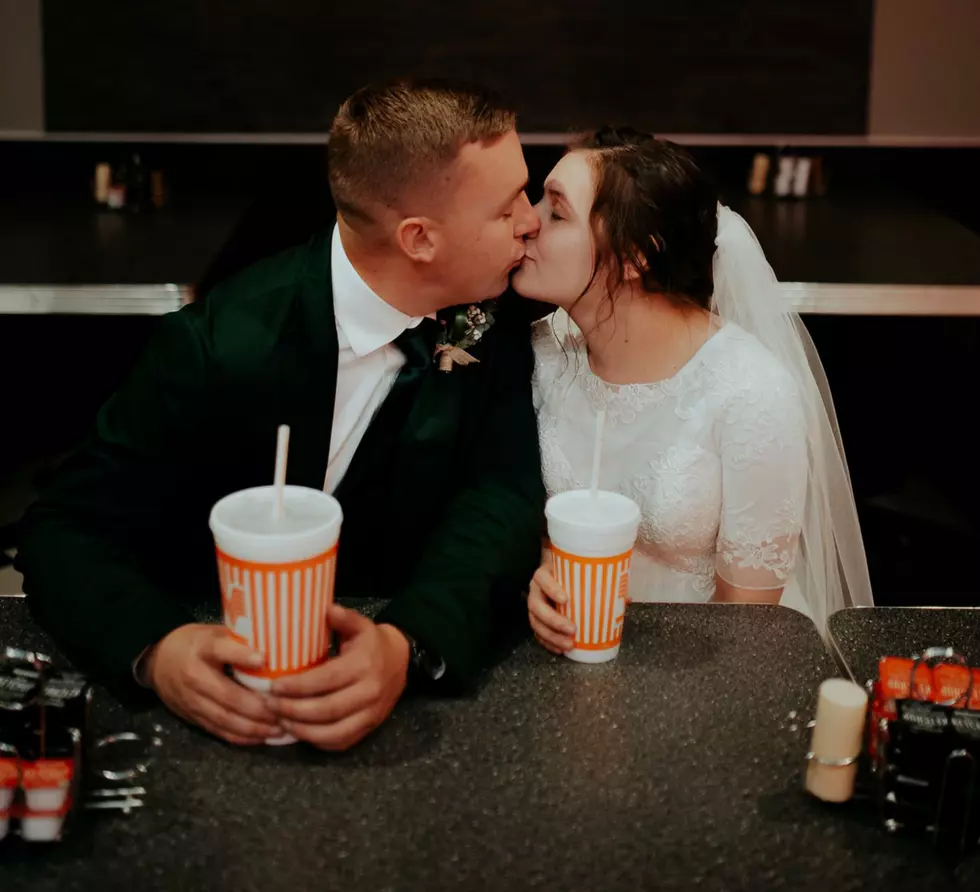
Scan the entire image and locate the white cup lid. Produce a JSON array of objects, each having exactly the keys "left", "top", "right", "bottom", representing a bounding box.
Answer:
[
  {"left": 546, "top": 490, "right": 641, "bottom": 557},
  {"left": 209, "top": 485, "right": 343, "bottom": 564}
]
